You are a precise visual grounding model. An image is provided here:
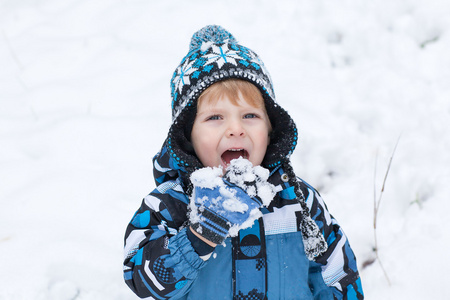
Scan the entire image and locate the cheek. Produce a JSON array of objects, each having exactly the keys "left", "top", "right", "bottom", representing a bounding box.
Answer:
[
  {"left": 252, "top": 130, "right": 270, "bottom": 163},
  {"left": 263, "top": 130, "right": 270, "bottom": 146},
  {"left": 256, "top": 127, "right": 270, "bottom": 147},
  {"left": 191, "top": 130, "right": 220, "bottom": 167}
]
